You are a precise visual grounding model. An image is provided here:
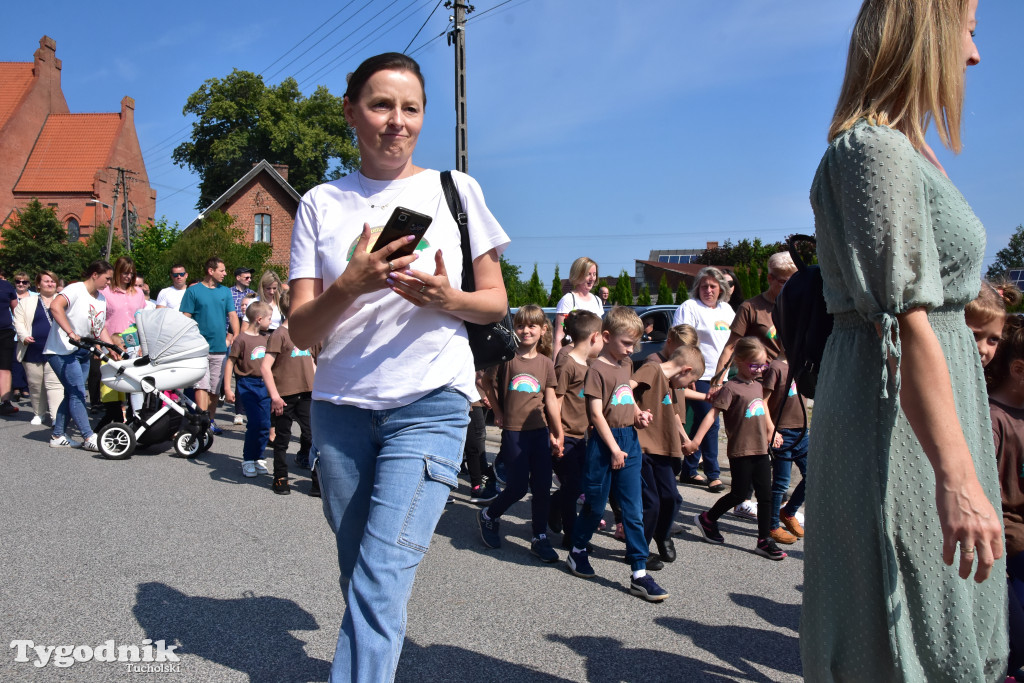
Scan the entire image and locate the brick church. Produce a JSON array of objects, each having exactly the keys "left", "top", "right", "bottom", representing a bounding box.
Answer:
[{"left": 0, "top": 36, "right": 156, "bottom": 241}]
